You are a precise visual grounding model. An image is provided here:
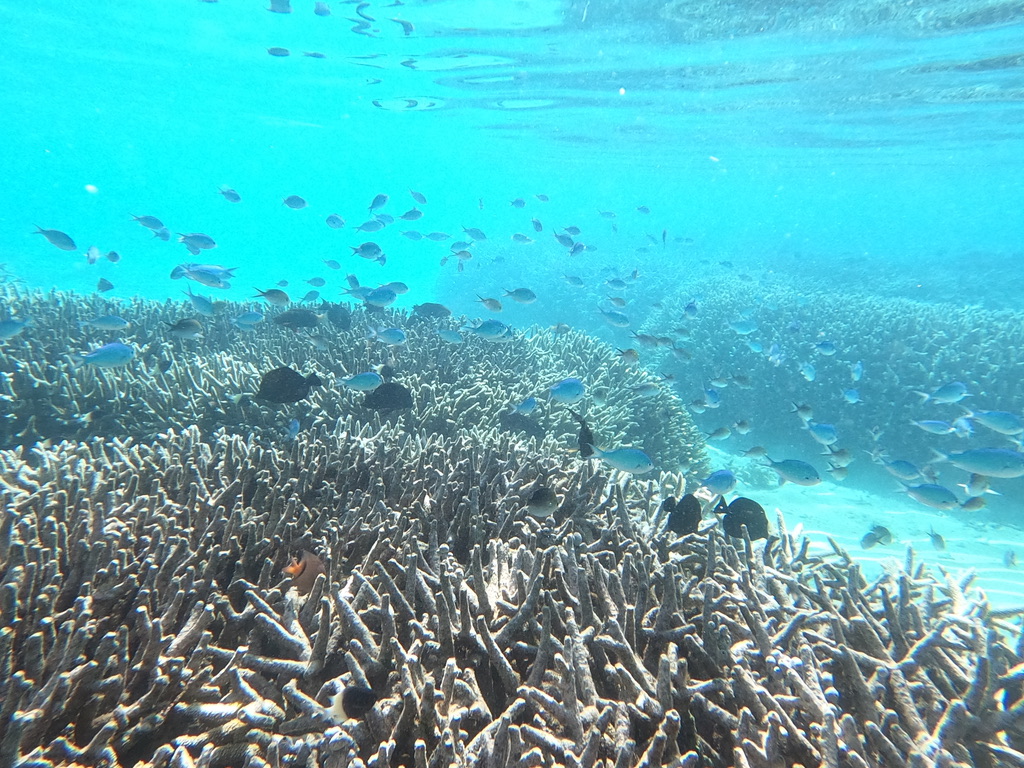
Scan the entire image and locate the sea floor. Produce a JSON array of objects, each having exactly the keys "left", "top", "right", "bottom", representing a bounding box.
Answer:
[{"left": 744, "top": 469, "right": 1024, "bottom": 612}]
